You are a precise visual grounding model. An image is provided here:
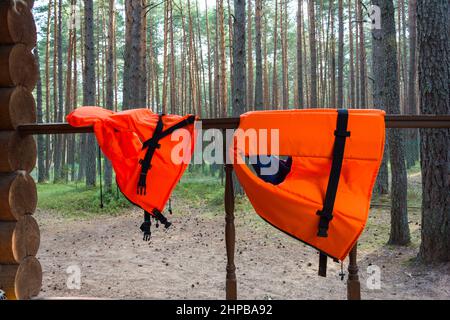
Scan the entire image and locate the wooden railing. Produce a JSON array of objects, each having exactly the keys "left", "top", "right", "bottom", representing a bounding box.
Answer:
[{"left": 15, "top": 115, "right": 450, "bottom": 135}]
